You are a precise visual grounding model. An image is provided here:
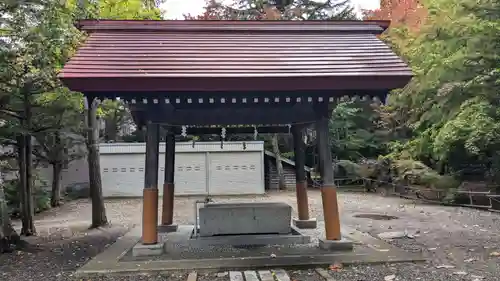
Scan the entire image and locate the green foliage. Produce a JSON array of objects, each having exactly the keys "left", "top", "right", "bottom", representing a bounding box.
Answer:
[
  {"left": 335, "top": 159, "right": 363, "bottom": 178},
  {"left": 4, "top": 177, "right": 51, "bottom": 216},
  {"left": 0, "top": 0, "right": 165, "bottom": 218},
  {"left": 390, "top": 160, "right": 461, "bottom": 191},
  {"left": 193, "top": 0, "right": 357, "bottom": 20},
  {"left": 354, "top": 158, "right": 460, "bottom": 191},
  {"left": 99, "top": 99, "right": 133, "bottom": 142},
  {"left": 98, "top": 0, "right": 163, "bottom": 19},
  {"left": 329, "top": 100, "right": 387, "bottom": 161},
  {"left": 370, "top": 0, "right": 500, "bottom": 183}
]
